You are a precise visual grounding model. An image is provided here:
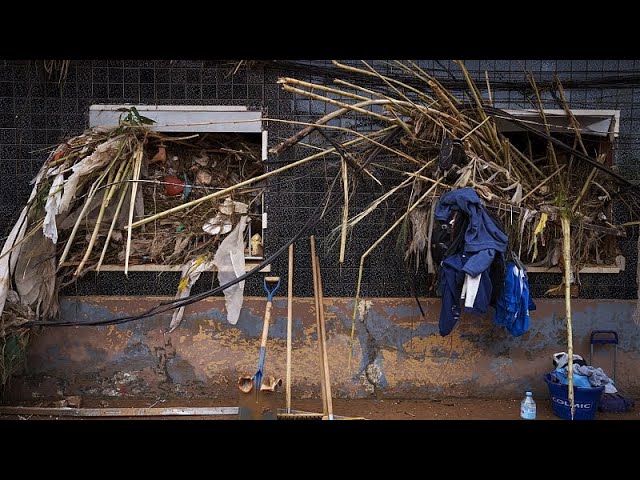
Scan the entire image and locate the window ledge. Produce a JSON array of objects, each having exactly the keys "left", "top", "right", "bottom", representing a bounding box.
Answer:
[
  {"left": 61, "top": 262, "right": 271, "bottom": 273},
  {"left": 526, "top": 256, "right": 625, "bottom": 274}
]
